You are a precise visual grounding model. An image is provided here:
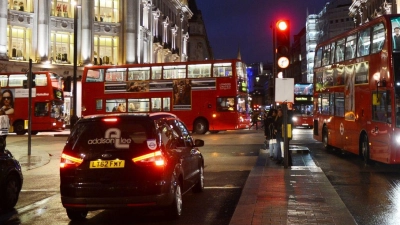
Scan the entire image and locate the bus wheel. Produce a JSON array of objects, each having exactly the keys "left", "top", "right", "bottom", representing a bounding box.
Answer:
[
  {"left": 361, "top": 134, "right": 371, "bottom": 164},
  {"left": 193, "top": 119, "right": 208, "bottom": 134},
  {"left": 14, "top": 122, "right": 26, "bottom": 135},
  {"left": 322, "top": 126, "right": 330, "bottom": 150}
]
